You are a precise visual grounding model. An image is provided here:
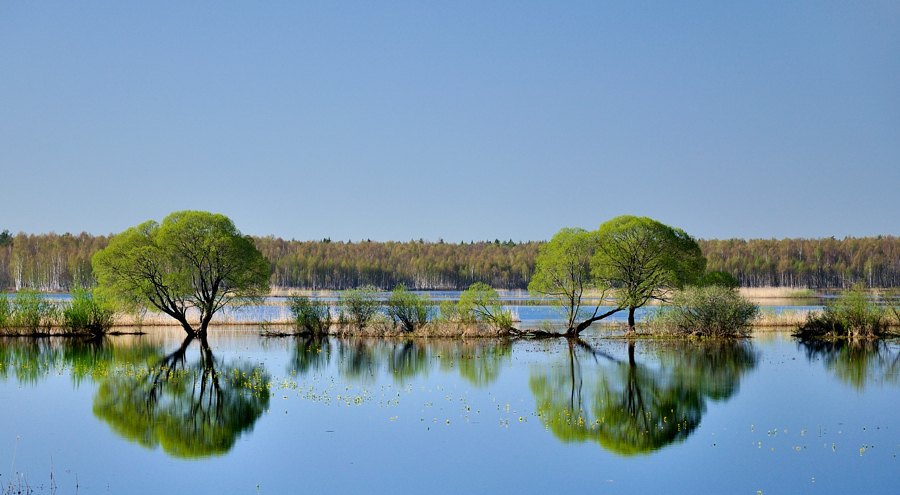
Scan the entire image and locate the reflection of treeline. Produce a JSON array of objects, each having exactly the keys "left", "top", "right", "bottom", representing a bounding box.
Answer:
[{"left": 2, "top": 230, "right": 900, "bottom": 290}]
